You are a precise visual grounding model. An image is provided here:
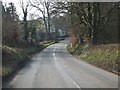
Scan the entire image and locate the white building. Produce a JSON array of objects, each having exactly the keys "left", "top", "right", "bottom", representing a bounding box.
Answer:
[{"left": 58, "top": 29, "right": 66, "bottom": 37}]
